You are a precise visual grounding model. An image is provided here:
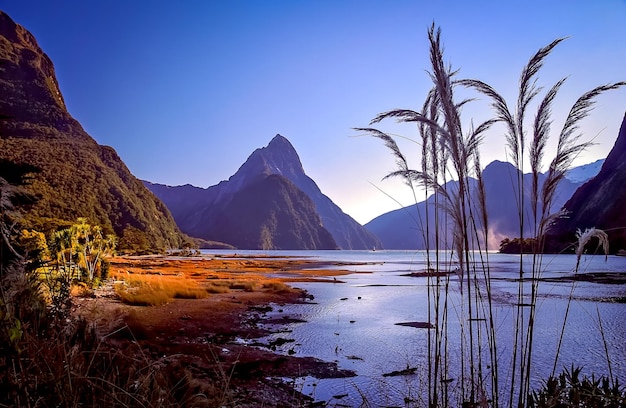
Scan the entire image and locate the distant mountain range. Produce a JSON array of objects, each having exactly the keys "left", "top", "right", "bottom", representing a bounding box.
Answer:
[
  {"left": 0, "top": 11, "right": 184, "bottom": 251},
  {"left": 145, "top": 135, "right": 382, "bottom": 250},
  {"left": 365, "top": 159, "right": 603, "bottom": 250}
]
